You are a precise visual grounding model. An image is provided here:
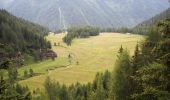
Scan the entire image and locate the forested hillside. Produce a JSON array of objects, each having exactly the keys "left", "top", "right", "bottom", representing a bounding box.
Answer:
[
  {"left": 133, "top": 8, "right": 170, "bottom": 34},
  {"left": 0, "top": 10, "right": 51, "bottom": 67}
]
